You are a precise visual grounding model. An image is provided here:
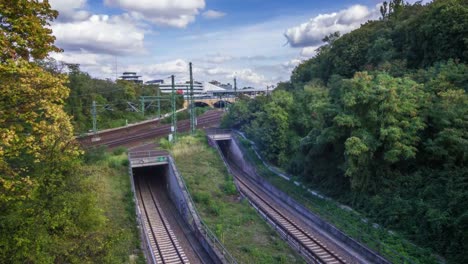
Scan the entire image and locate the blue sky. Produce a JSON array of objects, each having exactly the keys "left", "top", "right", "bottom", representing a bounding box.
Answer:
[{"left": 49, "top": 0, "right": 428, "bottom": 88}]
